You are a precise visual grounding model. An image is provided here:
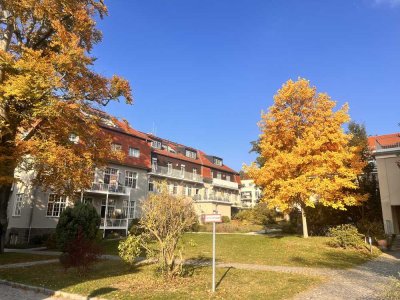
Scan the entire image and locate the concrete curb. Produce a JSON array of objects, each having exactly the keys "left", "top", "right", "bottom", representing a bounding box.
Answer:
[
  {"left": 0, "top": 259, "right": 59, "bottom": 269},
  {"left": 0, "top": 279, "right": 107, "bottom": 300}
]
